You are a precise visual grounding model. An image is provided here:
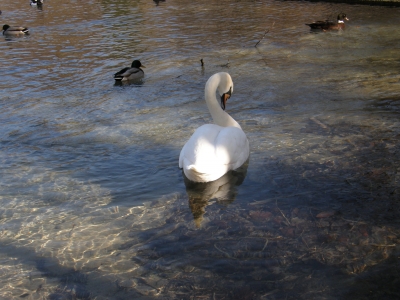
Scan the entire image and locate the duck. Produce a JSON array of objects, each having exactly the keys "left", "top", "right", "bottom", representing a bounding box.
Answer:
[
  {"left": 306, "top": 13, "right": 349, "bottom": 31},
  {"left": 2, "top": 24, "right": 29, "bottom": 35},
  {"left": 30, "top": 0, "right": 43, "bottom": 6},
  {"left": 114, "top": 60, "right": 145, "bottom": 81},
  {"left": 179, "top": 72, "right": 250, "bottom": 183}
]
